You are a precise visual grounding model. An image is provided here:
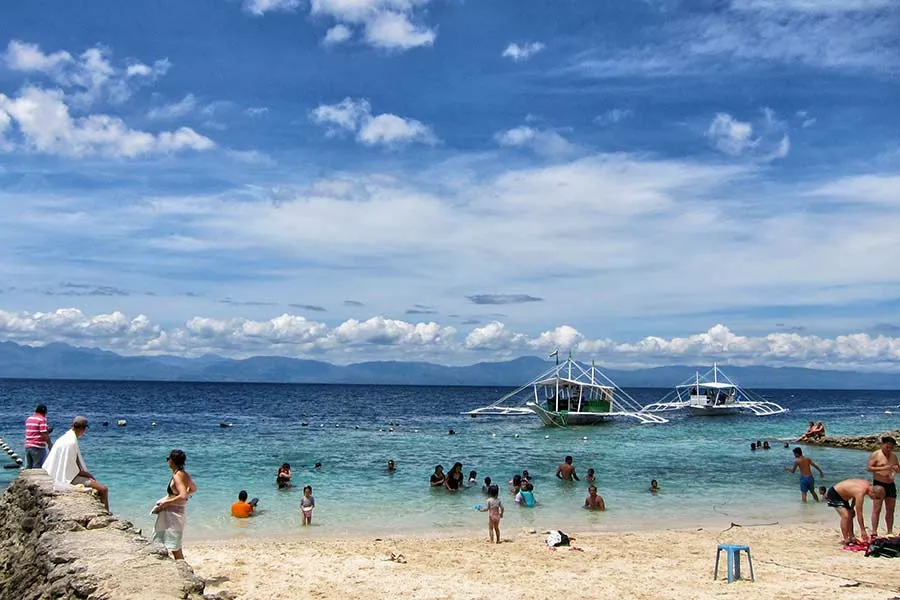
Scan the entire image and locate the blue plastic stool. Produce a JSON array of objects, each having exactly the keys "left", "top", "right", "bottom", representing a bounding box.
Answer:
[{"left": 714, "top": 544, "right": 754, "bottom": 583}]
